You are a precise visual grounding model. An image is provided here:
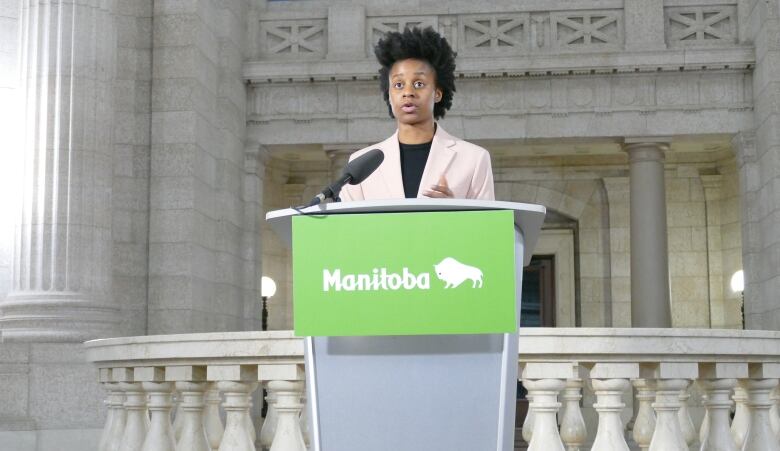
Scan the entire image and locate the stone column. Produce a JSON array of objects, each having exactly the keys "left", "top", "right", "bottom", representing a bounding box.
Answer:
[
  {"left": 623, "top": 139, "right": 672, "bottom": 327},
  {"left": 603, "top": 177, "right": 631, "bottom": 327},
  {"left": 732, "top": 132, "right": 758, "bottom": 329},
  {"left": 1, "top": 0, "right": 118, "bottom": 342},
  {"left": 241, "top": 144, "right": 269, "bottom": 332}
]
